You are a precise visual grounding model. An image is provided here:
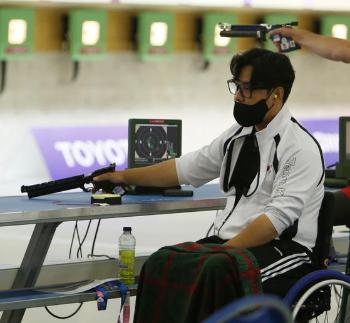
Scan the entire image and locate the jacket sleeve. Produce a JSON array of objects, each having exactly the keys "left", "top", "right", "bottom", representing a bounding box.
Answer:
[
  {"left": 264, "top": 147, "right": 324, "bottom": 234},
  {"left": 175, "top": 128, "right": 234, "bottom": 187}
]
